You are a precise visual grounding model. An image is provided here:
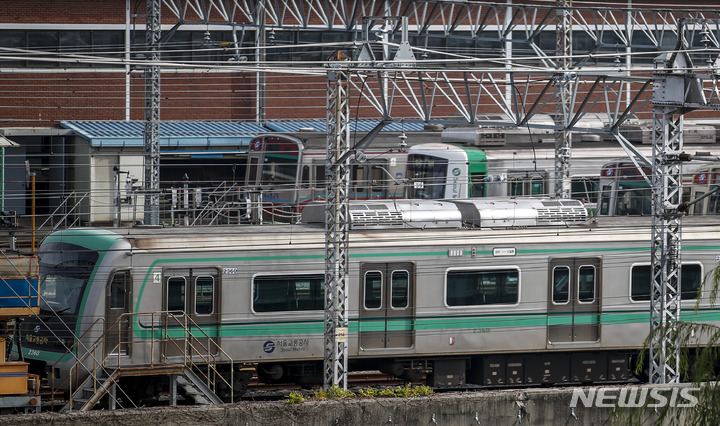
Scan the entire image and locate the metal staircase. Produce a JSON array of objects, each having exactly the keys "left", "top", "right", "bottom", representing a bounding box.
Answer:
[
  {"left": 65, "top": 365, "right": 222, "bottom": 411},
  {"left": 52, "top": 311, "right": 235, "bottom": 411}
]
